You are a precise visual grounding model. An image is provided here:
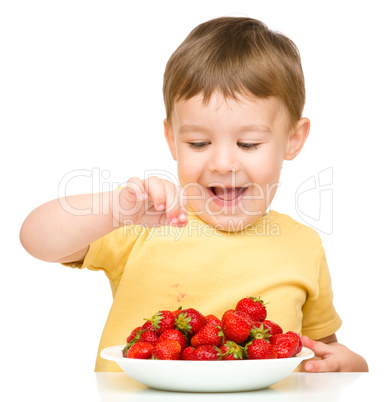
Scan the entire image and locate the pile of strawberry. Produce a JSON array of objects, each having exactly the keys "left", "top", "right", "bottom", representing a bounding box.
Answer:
[{"left": 122, "top": 297, "right": 302, "bottom": 360}]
